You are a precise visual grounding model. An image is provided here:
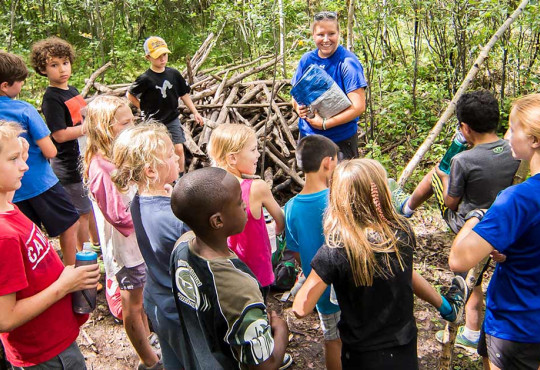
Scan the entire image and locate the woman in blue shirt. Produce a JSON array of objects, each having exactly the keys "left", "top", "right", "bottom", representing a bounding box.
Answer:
[{"left": 291, "top": 11, "right": 367, "bottom": 159}]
